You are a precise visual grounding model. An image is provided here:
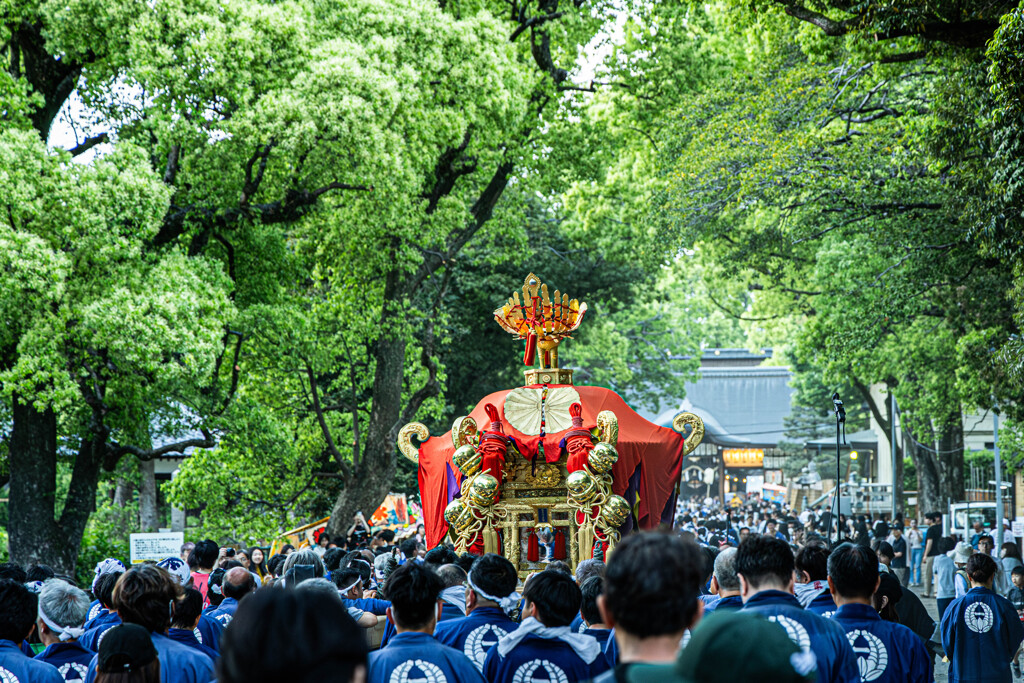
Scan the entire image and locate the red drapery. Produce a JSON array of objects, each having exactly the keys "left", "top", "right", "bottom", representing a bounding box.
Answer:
[{"left": 417, "top": 385, "right": 685, "bottom": 547}]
